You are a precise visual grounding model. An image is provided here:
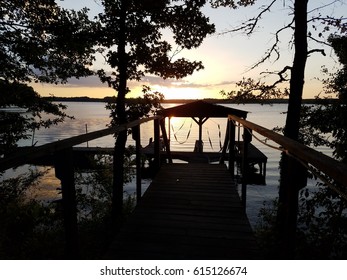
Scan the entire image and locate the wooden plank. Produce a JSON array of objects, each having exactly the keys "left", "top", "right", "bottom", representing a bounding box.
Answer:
[{"left": 106, "top": 163, "right": 260, "bottom": 260}]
